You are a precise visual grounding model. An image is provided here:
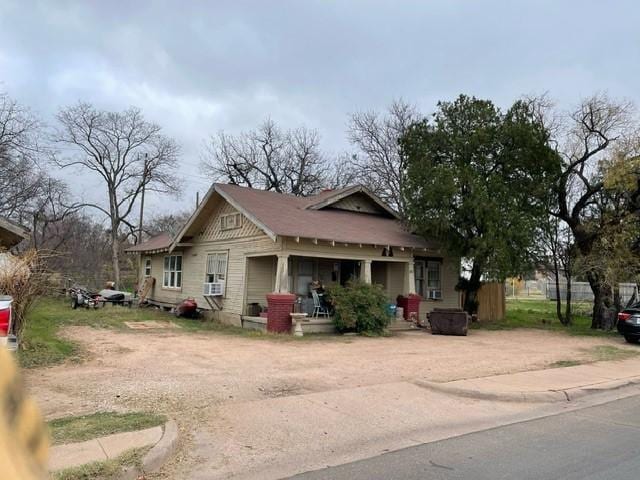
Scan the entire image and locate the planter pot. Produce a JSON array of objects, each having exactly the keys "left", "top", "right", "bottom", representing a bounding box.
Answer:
[{"left": 266, "top": 293, "right": 296, "bottom": 333}]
